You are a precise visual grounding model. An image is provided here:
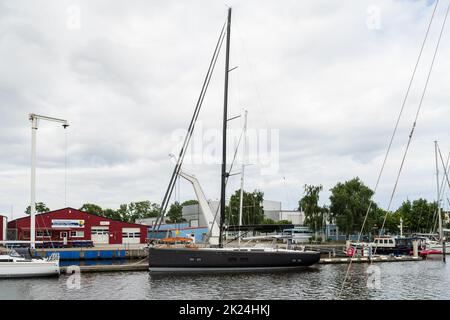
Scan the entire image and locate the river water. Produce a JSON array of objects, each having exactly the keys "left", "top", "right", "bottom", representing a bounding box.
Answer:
[{"left": 1, "top": 260, "right": 449, "bottom": 300}]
